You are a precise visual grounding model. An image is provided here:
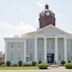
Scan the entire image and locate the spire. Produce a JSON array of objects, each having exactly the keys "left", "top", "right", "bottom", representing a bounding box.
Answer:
[{"left": 45, "top": 4, "right": 49, "bottom": 9}]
